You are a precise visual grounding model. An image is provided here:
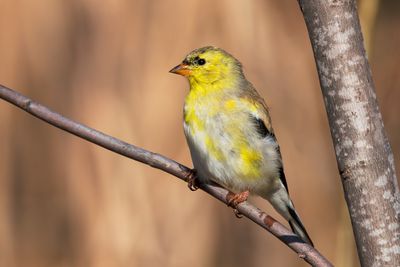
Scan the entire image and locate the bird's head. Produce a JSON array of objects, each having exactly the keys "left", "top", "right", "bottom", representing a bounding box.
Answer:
[{"left": 170, "top": 46, "right": 244, "bottom": 87}]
